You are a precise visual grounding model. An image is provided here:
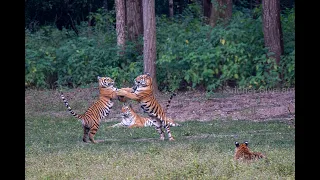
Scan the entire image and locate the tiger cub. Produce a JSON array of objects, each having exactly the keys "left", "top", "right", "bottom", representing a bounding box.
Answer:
[
  {"left": 111, "top": 103, "right": 181, "bottom": 128},
  {"left": 234, "top": 141, "right": 266, "bottom": 162},
  {"left": 116, "top": 73, "right": 176, "bottom": 140},
  {"left": 60, "top": 76, "right": 119, "bottom": 143}
]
